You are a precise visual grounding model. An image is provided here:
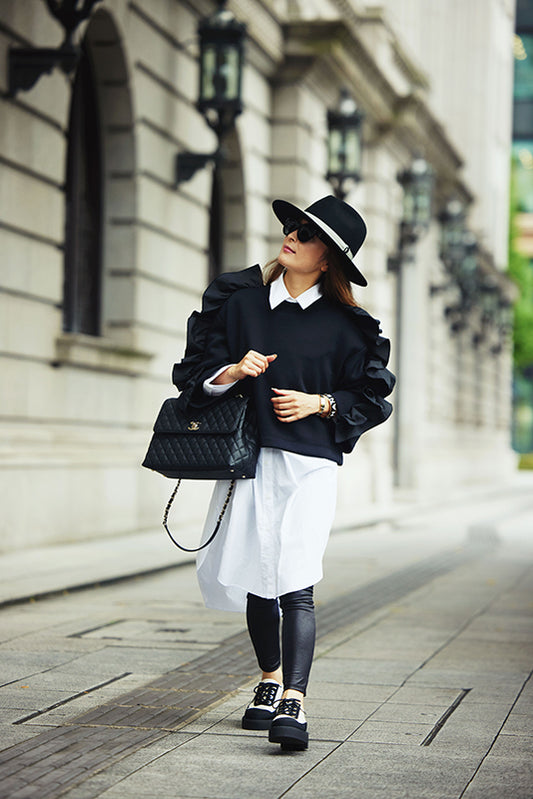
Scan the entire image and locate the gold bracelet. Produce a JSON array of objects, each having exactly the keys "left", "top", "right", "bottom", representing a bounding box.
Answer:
[
  {"left": 324, "top": 393, "right": 337, "bottom": 419},
  {"left": 316, "top": 394, "right": 331, "bottom": 417}
]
